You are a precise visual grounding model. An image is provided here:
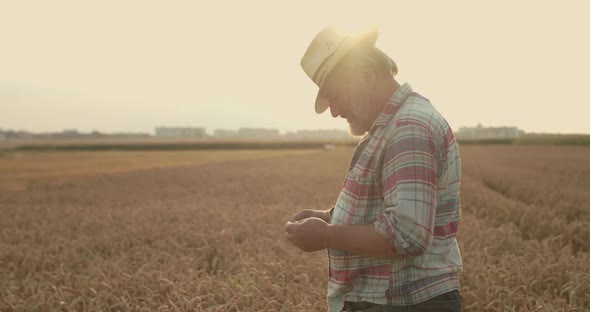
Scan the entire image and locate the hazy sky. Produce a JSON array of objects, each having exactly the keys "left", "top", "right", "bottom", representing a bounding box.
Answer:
[{"left": 1, "top": 1, "right": 589, "bottom": 134}]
